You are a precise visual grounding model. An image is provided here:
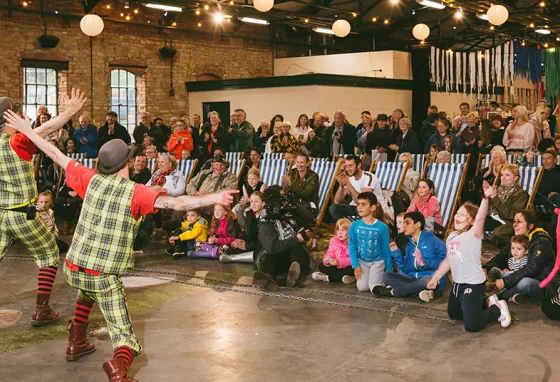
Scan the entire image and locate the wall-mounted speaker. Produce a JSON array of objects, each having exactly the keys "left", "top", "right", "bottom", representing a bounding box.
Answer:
[
  {"left": 38, "top": 34, "right": 60, "bottom": 48},
  {"left": 159, "top": 46, "right": 177, "bottom": 59}
]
